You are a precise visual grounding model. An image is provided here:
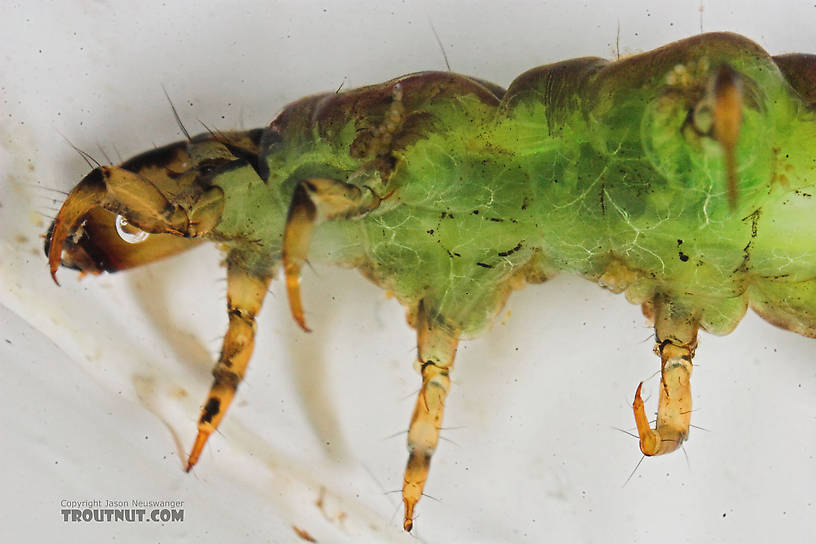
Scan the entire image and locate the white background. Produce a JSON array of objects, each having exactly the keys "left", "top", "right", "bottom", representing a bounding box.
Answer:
[{"left": 1, "top": 1, "right": 815, "bottom": 543}]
